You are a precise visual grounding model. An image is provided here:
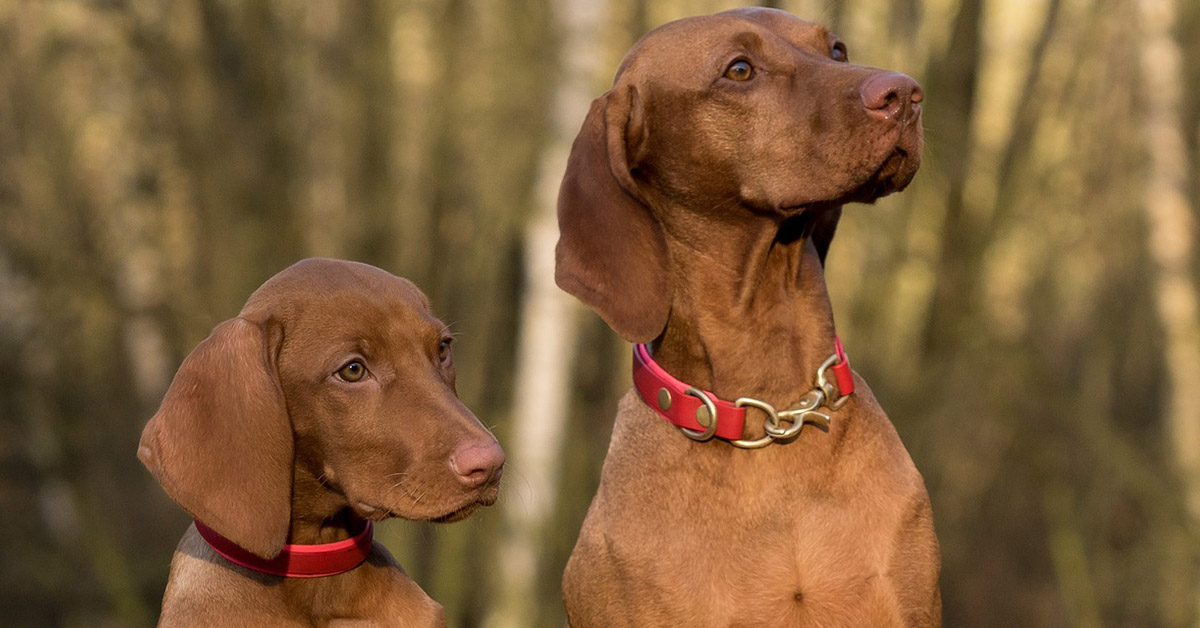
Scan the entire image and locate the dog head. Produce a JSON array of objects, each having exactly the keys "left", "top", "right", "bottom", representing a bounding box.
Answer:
[
  {"left": 138, "top": 258, "right": 504, "bottom": 559},
  {"left": 556, "top": 8, "right": 923, "bottom": 342}
]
